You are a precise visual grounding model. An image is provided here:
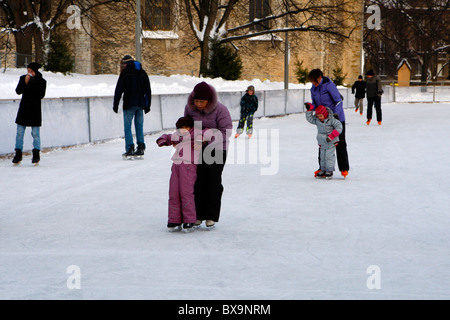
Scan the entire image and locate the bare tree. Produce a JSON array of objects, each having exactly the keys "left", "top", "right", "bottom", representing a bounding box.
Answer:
[
  {"left": 364, "top": 0, "right": 450, "bottom": 82},
  {"left": 182, "top": 0, "right": 359, "bottom": 76},
  {"left": 0, "top": 0, "right": 132, "bottom": 67}
]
